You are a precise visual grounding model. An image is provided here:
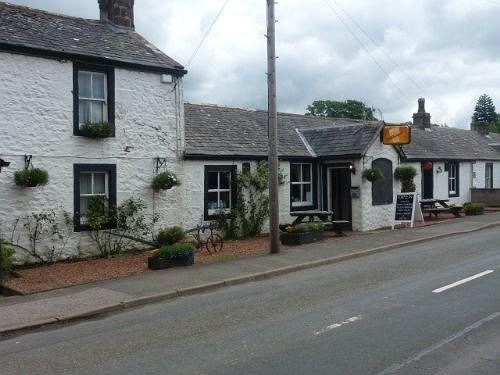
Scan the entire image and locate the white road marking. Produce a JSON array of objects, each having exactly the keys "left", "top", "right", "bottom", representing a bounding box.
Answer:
[
  {"left": 315, "top": 315, "right": 361, "bottom": 335},
  {"left": 432, "top": 270, "right": 494, "bottom": 294}
]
